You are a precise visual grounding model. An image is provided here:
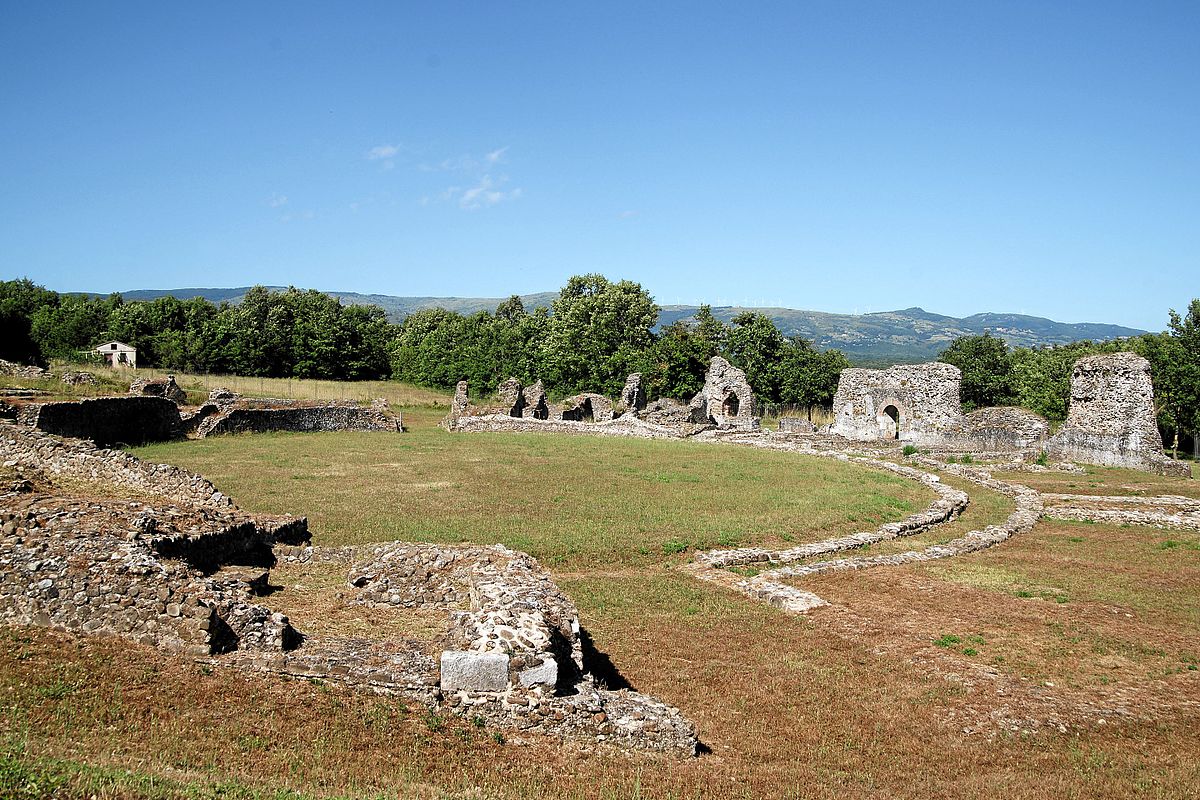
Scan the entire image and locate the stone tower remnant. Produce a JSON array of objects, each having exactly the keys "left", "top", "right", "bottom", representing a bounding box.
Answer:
[{"left": 1048, "top": 352, "right": 1189, "bottom": 477}]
